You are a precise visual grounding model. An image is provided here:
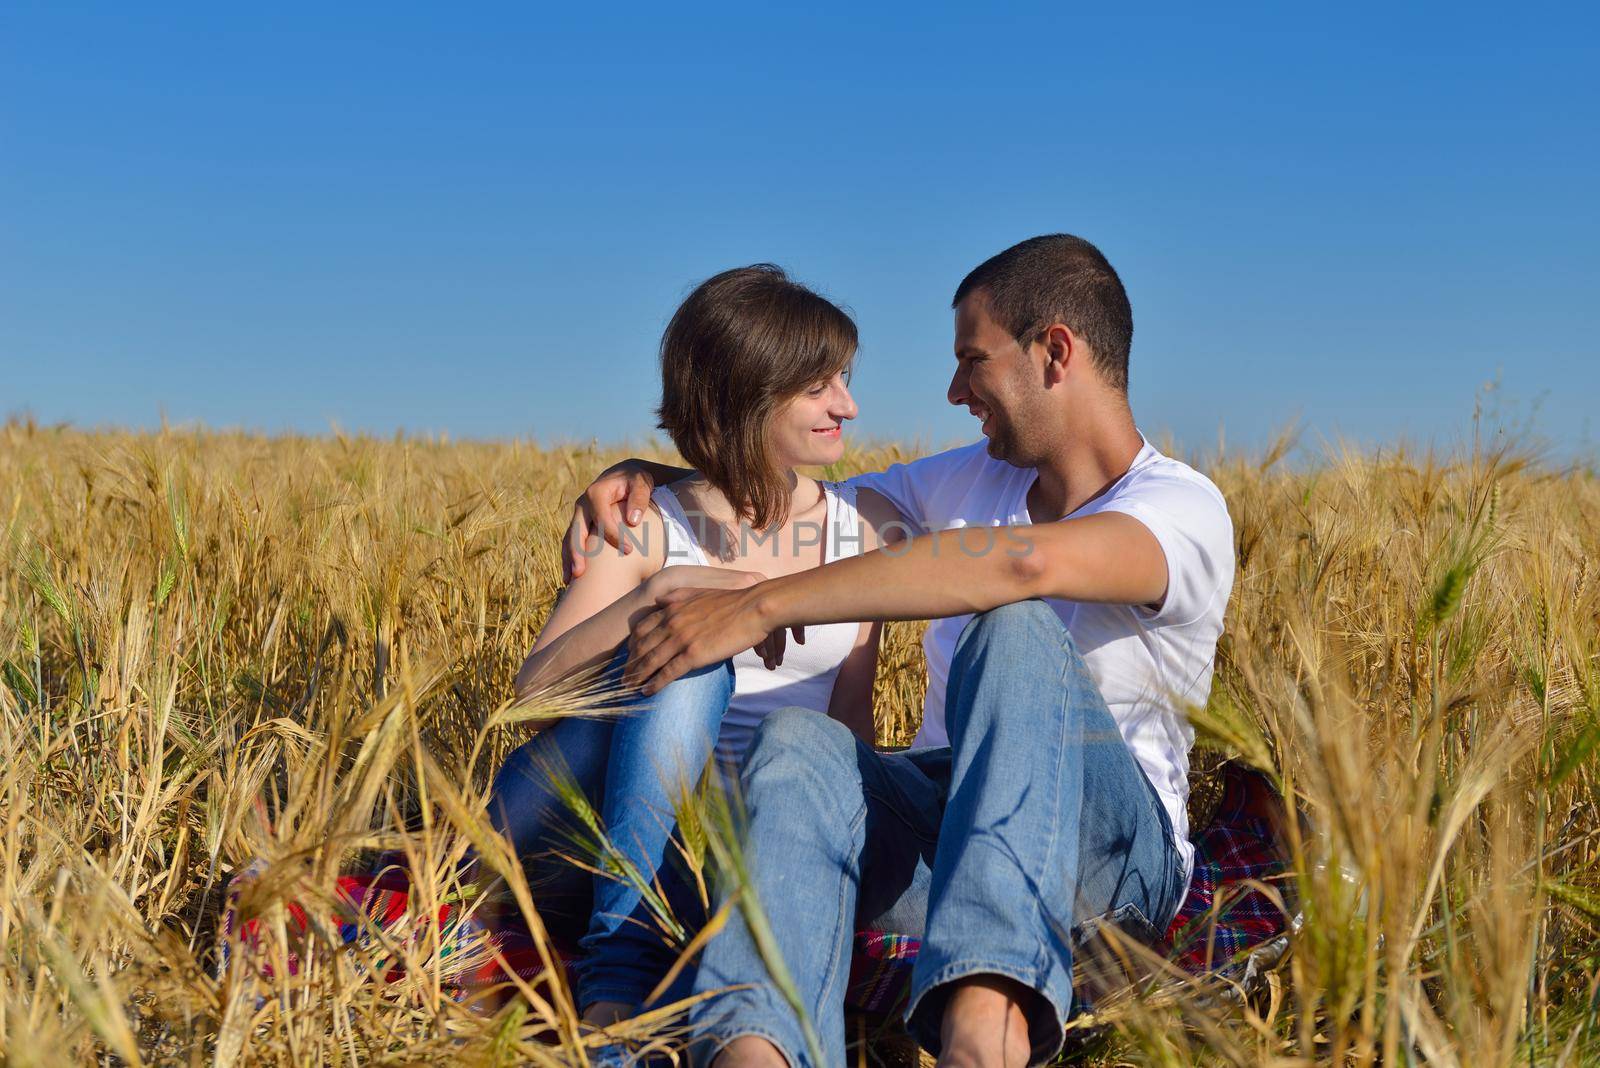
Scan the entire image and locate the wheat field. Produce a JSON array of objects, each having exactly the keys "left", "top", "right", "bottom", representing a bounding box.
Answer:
[{"left": 1, "top": 418, "right": 1596, "bottom": 1066}]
